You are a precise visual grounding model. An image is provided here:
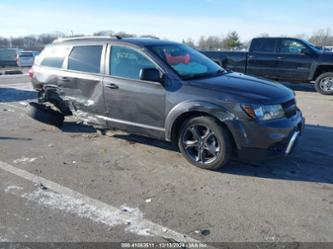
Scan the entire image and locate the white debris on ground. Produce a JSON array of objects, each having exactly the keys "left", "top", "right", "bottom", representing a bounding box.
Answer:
[
  {"left": 13, "top": 157, "right": 38, "bottom": 164},
  {"left": 145, "top": 198, "right": 152, "bottom": 203},
  {"left": 4, "top": 185, "right": 24, "bottom": 193},
  {"left": 19, "top": 101, "right": 28, "bottom": 107},
  {"left": 0, "top": 235, "right": 8, "bottom": 242}
]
